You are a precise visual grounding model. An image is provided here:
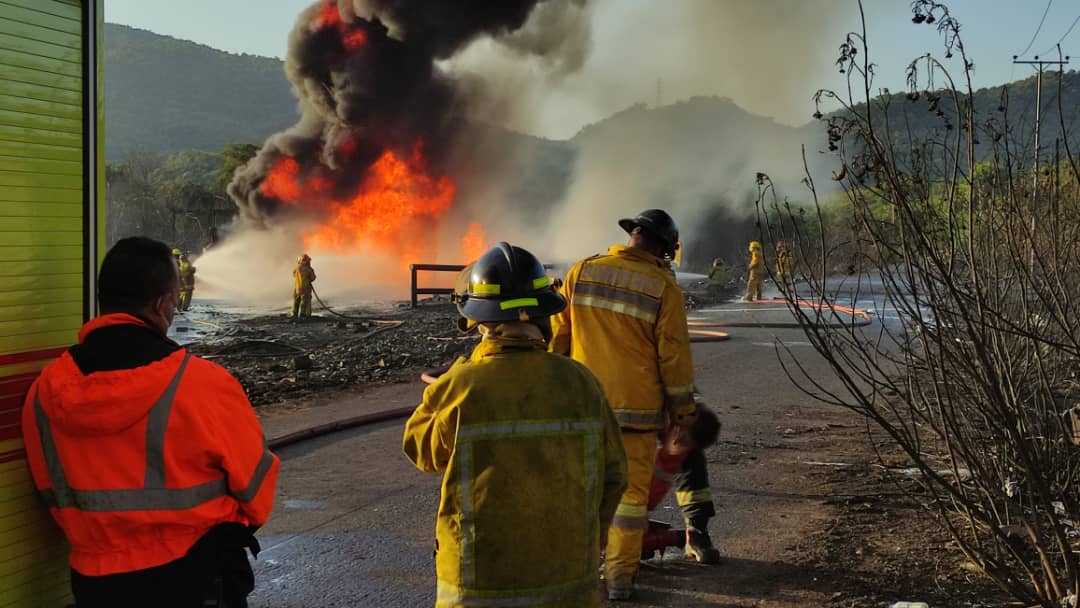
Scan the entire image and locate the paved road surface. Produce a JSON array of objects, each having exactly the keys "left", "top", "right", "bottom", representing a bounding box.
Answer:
[{"left": 249, "top": 313, "right": 870, "bottom": 607}]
